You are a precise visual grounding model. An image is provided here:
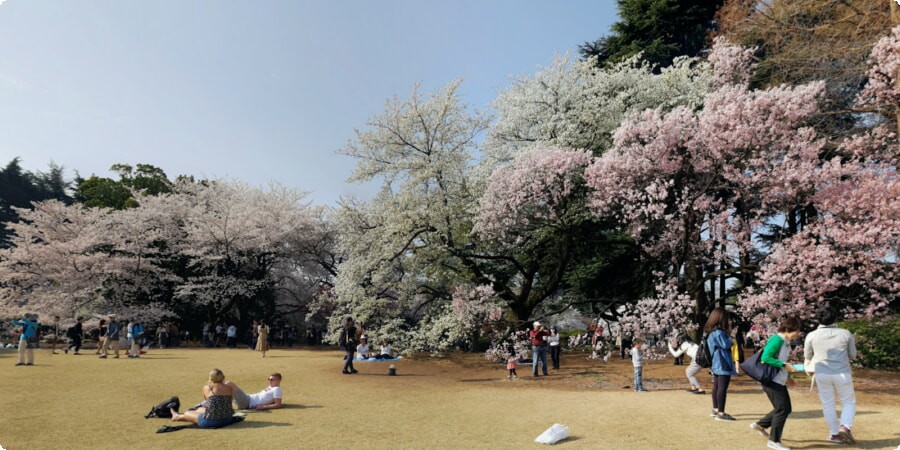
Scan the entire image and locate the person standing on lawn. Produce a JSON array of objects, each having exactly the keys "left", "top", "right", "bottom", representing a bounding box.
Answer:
[
  {"left": 548, "top": 327, "right": 561, "bottom": 370},
  {"left": 705, "top": 308, "right": 737, "bottom": 421},
  {"left": 12, "top": 314, "right": 38, "bottom": 366},
  {"left": 529, "top": 321, "right": 550, "bottom": 377},
  {"left": 804, "top": 309, "right": 857, "bottom": 445},
  {"left": 340, "top": 317, "right": 359, "bottom": 374}
]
